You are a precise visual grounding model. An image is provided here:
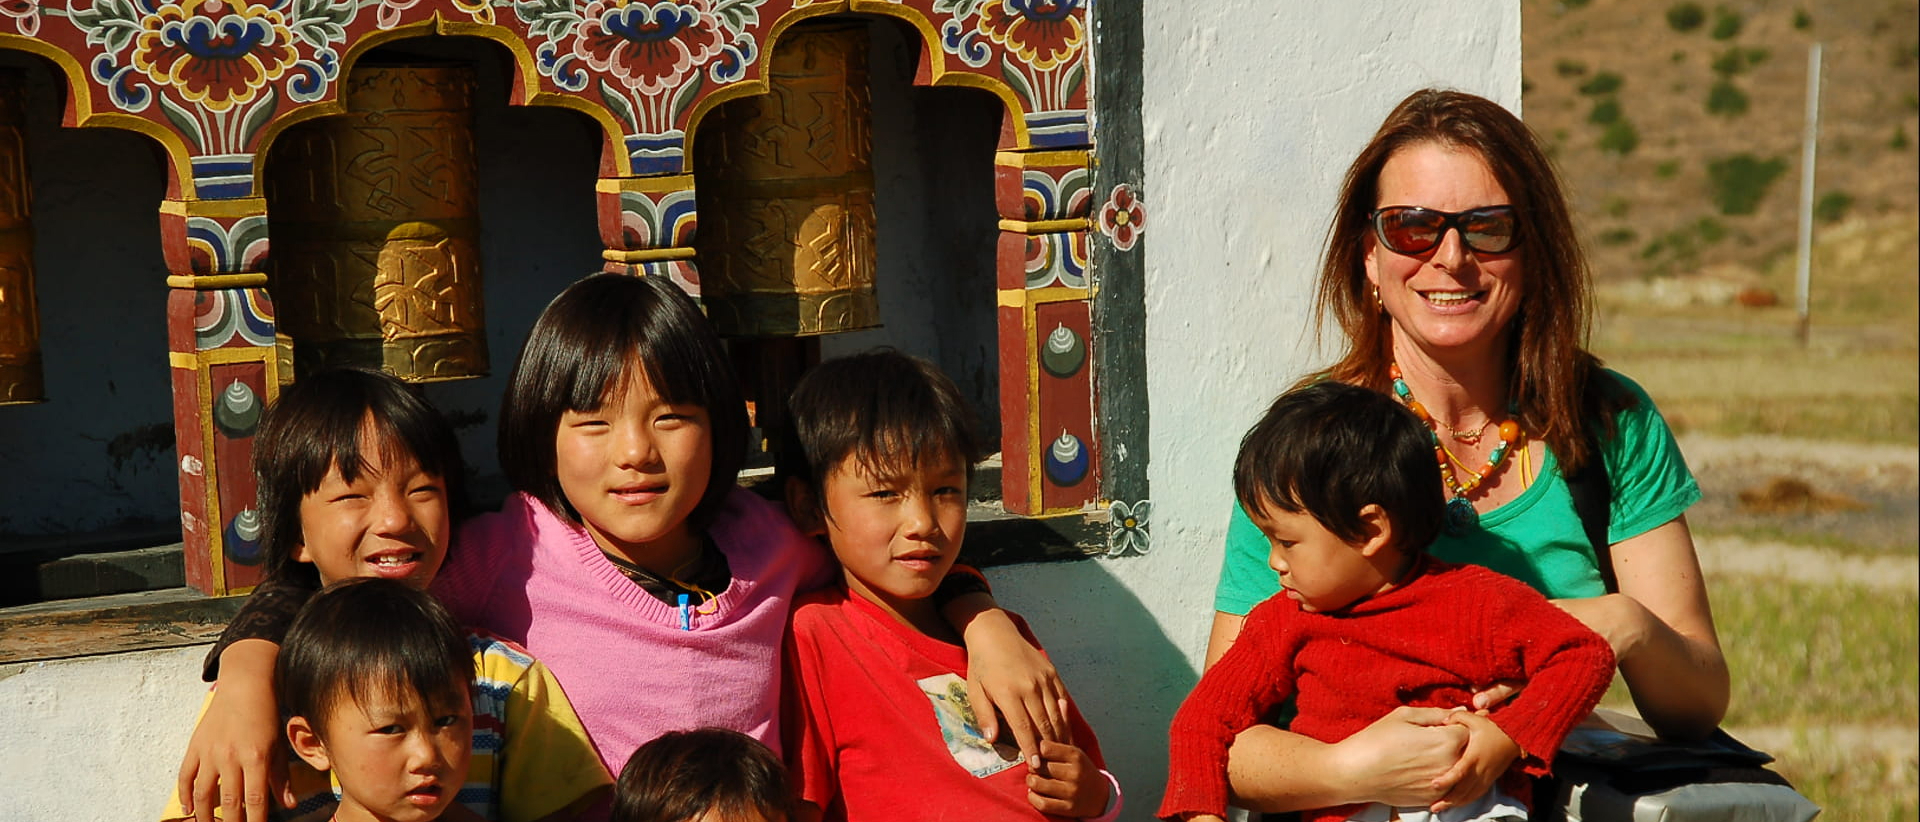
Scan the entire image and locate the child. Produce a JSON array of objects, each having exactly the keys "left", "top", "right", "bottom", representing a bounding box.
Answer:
[
  {"left": 777, "top": 349, "right": 1121, "bottom": 822},
  {"left": 162, "top": 367, "right": 611, "bottom": 822},
  {"left": 278, "top": 578, "right": 478, "bottom": 822},
  {"left": 186, "top": 274, "right": 1071, "bottom": 813},
  {"left": 612, "top": 728, "right": 790, "bottom": 822},
  {"left": 1158, "top": 382, "right": 1616, "bottom": 822}
]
